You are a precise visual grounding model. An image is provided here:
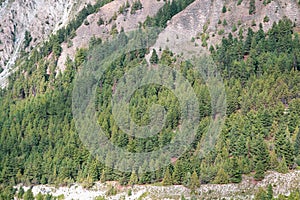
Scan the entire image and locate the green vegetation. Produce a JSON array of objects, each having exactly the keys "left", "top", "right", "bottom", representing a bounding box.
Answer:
[
  {"left": 218, "top": 29, "right": 225, "bottom": 35},
  {"left": 254, "top": 187, "right": 300, "bottom": 200},
  {"left": 222, "top": 5, "right": 227, "bottom": 13},
  {"left": 0, "top": 0, "right": 300, "bottom": 198},
  {"left": 118, "top": 4, "right": 127, "bottom": 14},
  {"left": 249, "top": 0, "right": 256, "bottom": 15},
  {"left": 4, "top": 18, "right": 297, "bottom": 189},
  {"left": 264, "top": 15, "right": 270, "bottom": 23},
  {"left": 130, "top": 0, "right": 143, "bottom": 14},
  {"left": 105, "top": 185, "right": 118, "bottom": 196},
  {"left": 150, "top": 49, "right": 159, "bottom": 64},
  {"left": 24, "top": 31, "right": 32, "bottom": 49},
  {"left": 238, "top": 19, "right": 242, "bottom": 26},
  {"left": 201, "top": 33, "right": 209, "bottom": 47},
  {"left": 232, "top": 24, "right": 237, "bottom": 32},
  {"left": 143, "top": 0, "right": 196, "bottom": 28},
  {"left": 263, "top": 0, "right": 272, "bottom": 6},
  {"left": 97, "top": 17, "right": 104, "bottom": 26}
]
